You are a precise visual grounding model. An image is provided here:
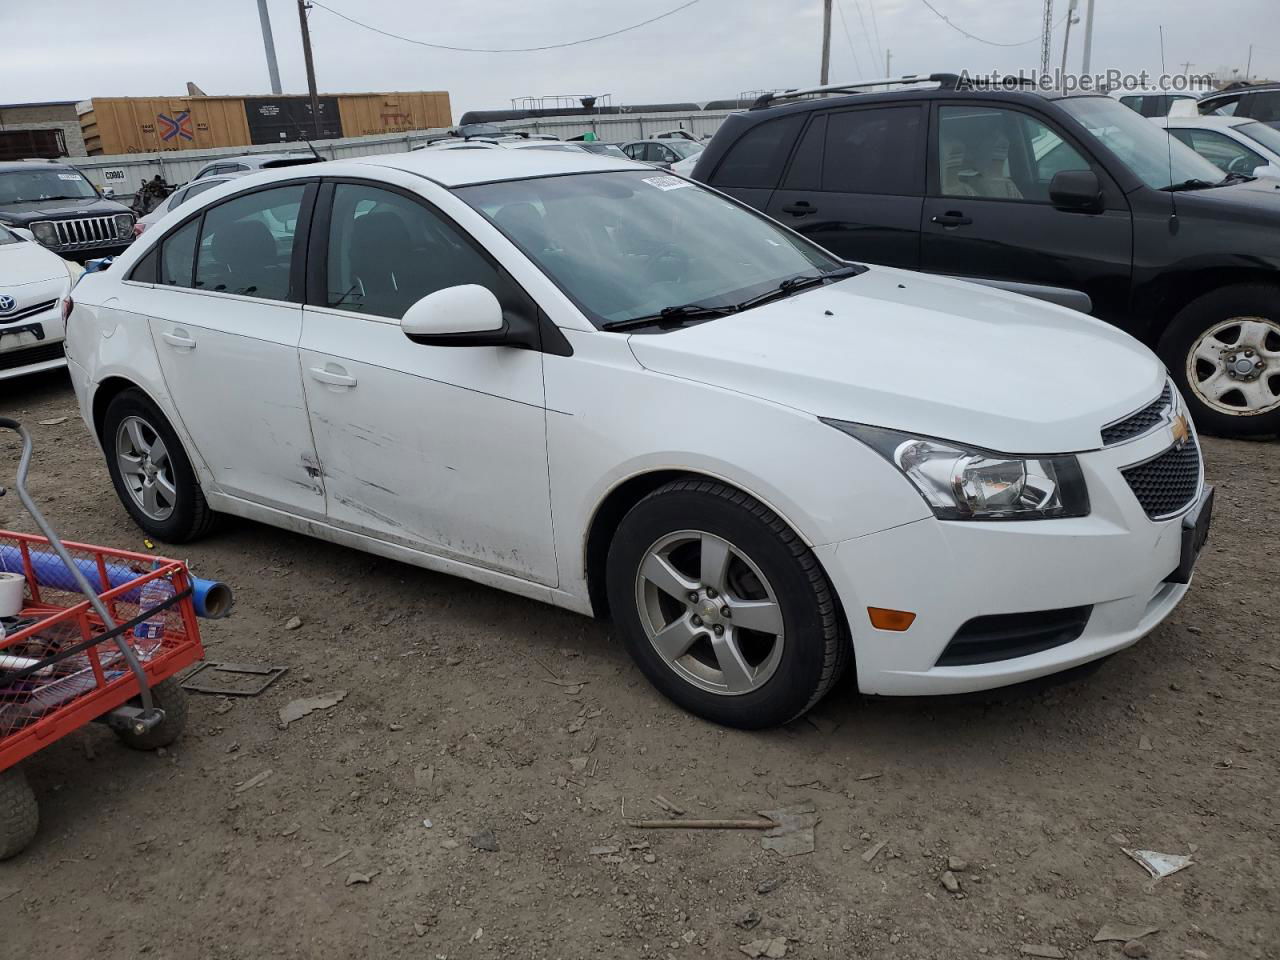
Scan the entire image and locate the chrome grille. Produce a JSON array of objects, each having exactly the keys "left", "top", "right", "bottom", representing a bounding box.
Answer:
[
  {"left": 34, "top": 216, "right": 125, "bottom": 250},
  {"left": 0, "top": 299, "right": 58, "bottom": 324},
  {"left": 1121, "top": 438, "right": 1202, "bottom": 519},
  {"left": 1102, "top": 383, "right": 1174, "bottom": 445}
]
